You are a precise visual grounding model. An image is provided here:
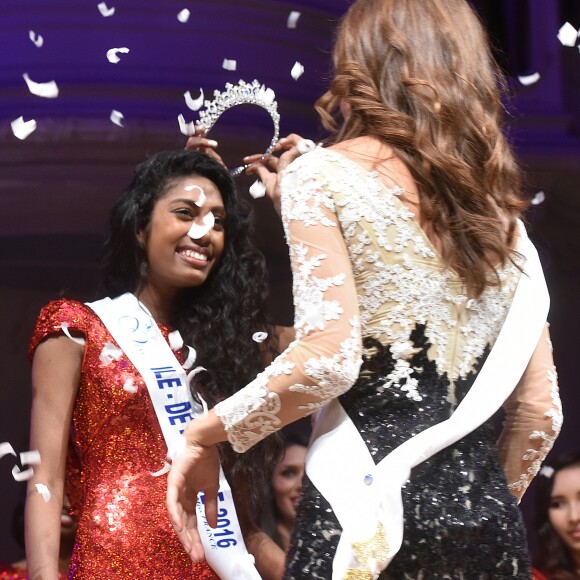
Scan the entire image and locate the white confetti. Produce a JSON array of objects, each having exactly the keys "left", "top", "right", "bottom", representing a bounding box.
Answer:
[
  {"left": 540, "top": 465, "right": 554, "bottom": 478},
  {"left": 12, "top": 465, "right": 34, "bottom": 482},
  {"left": 177, "top": 8, "right": 190, "bottom": 23},
  {"left": 29, "top": 30, "right": 44, "bottom": 48},
  {"left": 557, "top": 22, "right": 578, "bottom": 47},
  {"left": 249, "top": 179, "right": 266, "bottom": 199},
  {"left": 11, "top": 116, "right": 37, "bottom": 140},
  {"left": 518, "top": 72, "right": 541, "bottom": 86},
  {"left": 123, "top": 378, "right": 138, "bottom": 393},
  {"left": 252, "top": 331, "right": 268, "bottom": 343},
  {"left": 291, "top": 61, "right": 305, "bottom": 81},
  {"left": 531, "top": 191, "right": 546, "bottom": 206},
  {"left": 184, "top": 89, "right": 204, "bottom": 111},
  {"left": 287, "top": 11, "right": 301, "bottom": 29},
  {"left": 186, "top": 366, "right": 207, "bottom": 384},
  {"left": 187, "top": 211, "right": 214, "bottom": 239},
  {"left": 296, "top": 139, "right": 316, "bottom": 154},
  {"left": 99, "top": 342, "right": 123, "bottom": 365},
  {"left": 106, "top": 47, "right": 130, "bottom": 64},
  {"left": 0, "top": 442, "right": 16, "bottom": 460},
  {"left": 182, "top": 345, "right": 197, "bottom": 370},
  {"left": 60, "top": 322, "right": 86, "bottom": 346},
  {"left": 23, "top": 73, "right": 59, "bottom": 98},
  {"left": 222, "top": 58, "right": 237, "bottom": 71},
  {"left": 20, "top": 450, "right": 41, "bottom": 466},
  {"left": 184, "top": 184, "right": 206, "bottom": 207},
  {"left": 178, "top": 114, "right": 195, "bottom": 136},
  {"left": 98, "top": 2, "right": 115, "bottom": 17},
  {"left": 110, "top": 109, "right": 125, "bottom": 127},
  {"left": 35, "top": 483, "right": 51, "bottom": 502},
  {"left": 150, "top": 460, "right": 171, "bottom": 477},
  {"left": 168, "top": 330, "right": 184, "bottom": 351}
]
